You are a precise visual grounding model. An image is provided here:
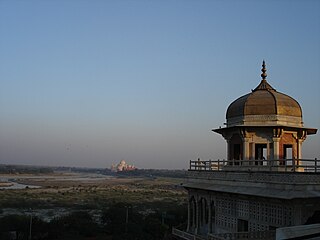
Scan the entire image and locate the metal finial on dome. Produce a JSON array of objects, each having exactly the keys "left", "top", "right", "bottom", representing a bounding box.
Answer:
[
  {"left": 253, "top": 60, "right": 275, "bottom": 91},
  {"left": 261, "top": 60, "right": 267, "bottom": 80}
]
